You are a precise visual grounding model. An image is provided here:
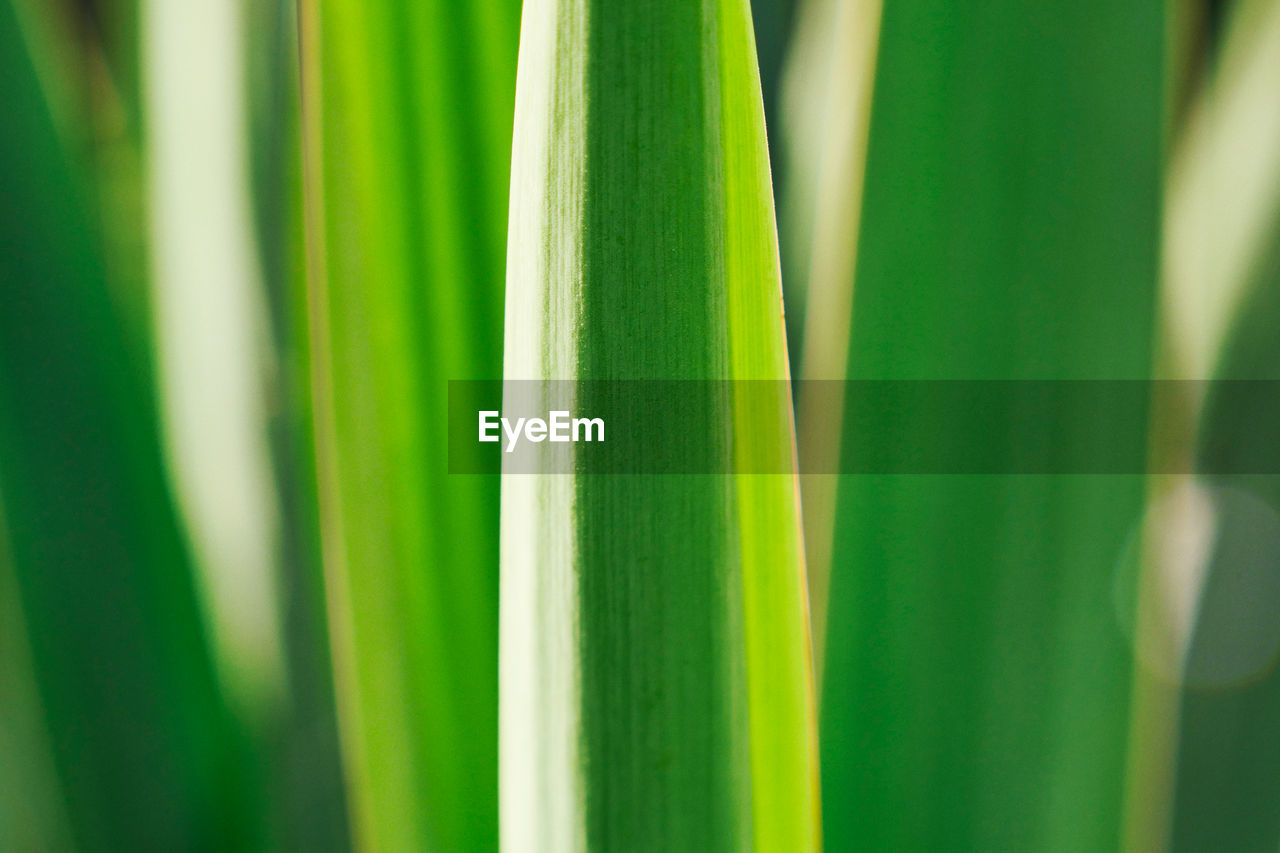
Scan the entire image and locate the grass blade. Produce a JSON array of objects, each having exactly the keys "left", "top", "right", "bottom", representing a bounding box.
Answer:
[
  {"left": 1123, "top": 0, "right": 1280, "bottom": 845},
  {"left": 500, "top": 2, "right": 818, "bottom": 849},
  {"left": 142, "top": 0, "right": 285, "bottom": 714},
  {"left": 816, "top": 1, "right": 1163, "bottom": 849},
  {"left": 1164, "top": 235, "right": 1280, "bottom": 850},
  {"left": 299, "top": 0, "right": 520, "bottom": 847},
  {"left": 0, "top": 3, "right": 257, "bottom": 845},
  {"left": 0, "top": 491, "right": 73, "bottom": 850},
  {"left": 245, "top": 1, "right": 351, "bottom": 847},
  {"left": 782, "top": 0, "right": 883, "bottom": 680}
]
